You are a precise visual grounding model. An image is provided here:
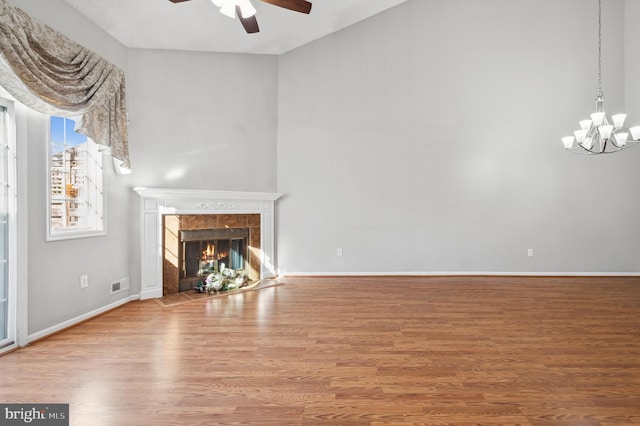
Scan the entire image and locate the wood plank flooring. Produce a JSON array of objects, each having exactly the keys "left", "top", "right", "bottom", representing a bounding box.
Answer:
[{"left": 1, "top": 276, "right": 639, "bottom": 425}]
